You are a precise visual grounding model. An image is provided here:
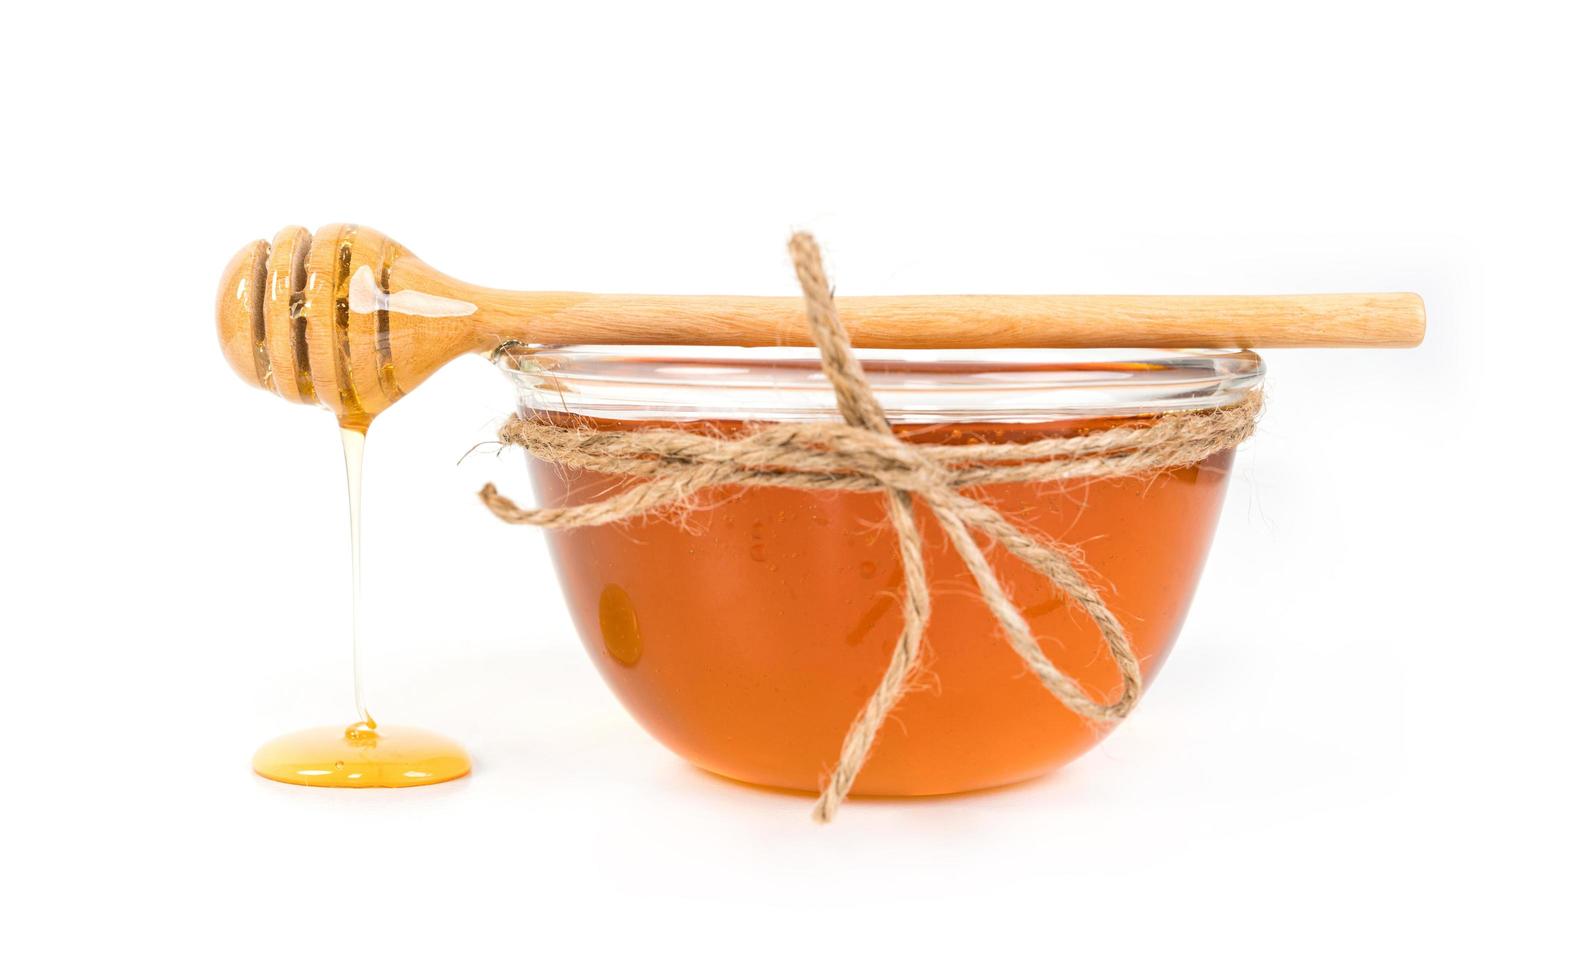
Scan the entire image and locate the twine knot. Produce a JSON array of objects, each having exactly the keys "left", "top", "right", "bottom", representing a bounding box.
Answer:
[{"left": 481, "top": 233, "right": 1261, "bottom": 822}]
